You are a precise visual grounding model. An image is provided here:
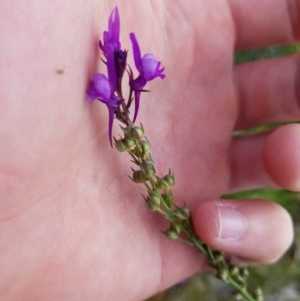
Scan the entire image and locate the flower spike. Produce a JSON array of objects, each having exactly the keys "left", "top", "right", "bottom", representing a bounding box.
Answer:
[{"left": 87, "top": 7, "right": 263, "bottom": 301}]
